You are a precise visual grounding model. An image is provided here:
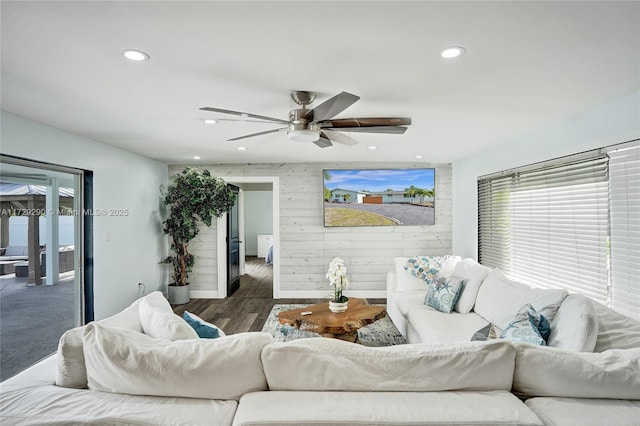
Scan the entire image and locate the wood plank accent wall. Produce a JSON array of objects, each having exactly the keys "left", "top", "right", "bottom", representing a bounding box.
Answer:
[{"left": 168, "top": 162, "right": 452, "bottom": 295}]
